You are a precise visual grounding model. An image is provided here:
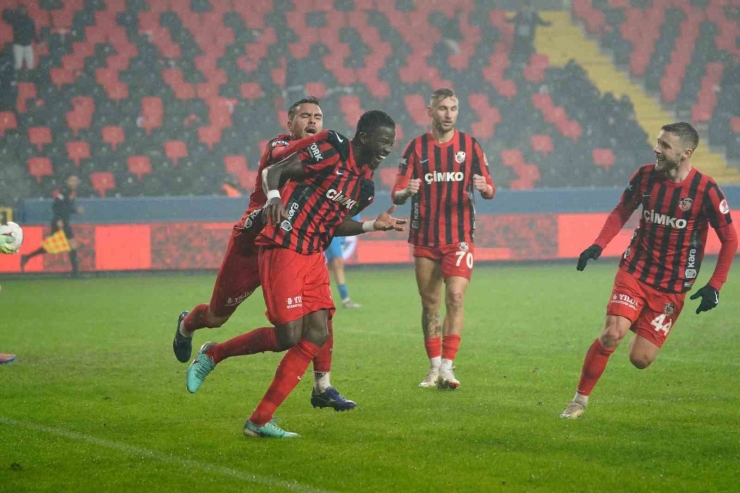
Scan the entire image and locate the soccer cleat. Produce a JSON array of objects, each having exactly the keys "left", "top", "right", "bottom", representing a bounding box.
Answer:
[
  {"left": 419, "top": 368, "right": 440, "bottom": 388},
  {"left": 311, "top": 387, "right": 357, "bottom": 411},
  {"left": 0, "top": 353, "right": 17, "bottom": 364},
  {"left": 438, "top": 367, "right": 460, "bottom": 390},
  {"left": 342, "top": 299, "right": 361, "bottom": 309},
  {"left": 560, "top": 401, "right": 586, "bottom": 419},
  {"left": 173, "top": 311, "right": 192, "bottom": 363},
  {"left": 244, "top": 419, "right": 300, "bottom": 438},
  {"left": 186, "top": 342, "right": 216, "bottom": 393}
]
